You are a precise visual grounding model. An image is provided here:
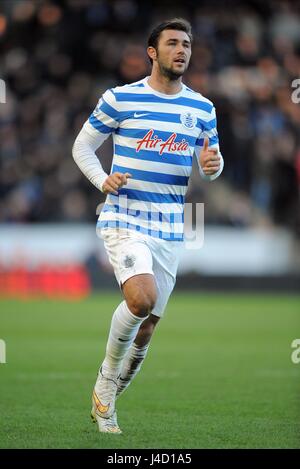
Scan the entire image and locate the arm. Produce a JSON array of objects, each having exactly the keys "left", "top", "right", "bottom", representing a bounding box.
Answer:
[
  {"left": 72, "top": 122, "right": 110, "bottom": 192},
  {"left": 194, "top": 105, "right": 224, "bottom": 181},
  {"left": 72, "top": 90, "right": 131, "bottom": 194}
]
